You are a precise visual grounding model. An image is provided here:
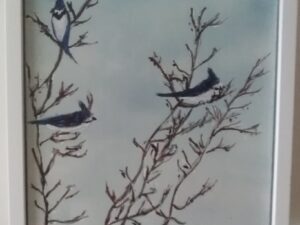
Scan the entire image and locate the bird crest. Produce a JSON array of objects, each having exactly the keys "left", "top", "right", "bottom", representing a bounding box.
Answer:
[
  {"left": 51, "top": 0, "right": 67, "bottom": 18},
  {"left": 52, "top": 0, "right": 66, "bottom": 11},
  {"left": 79, "top": 93, "right": 94, "bottom": 113},
  {"left": 207, "top": 67, "right": 219, "bottom": 84},
  {"left": 79, "top": 101, "right": 89, "bottom": 112}
]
